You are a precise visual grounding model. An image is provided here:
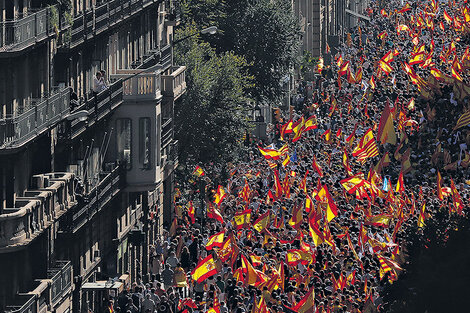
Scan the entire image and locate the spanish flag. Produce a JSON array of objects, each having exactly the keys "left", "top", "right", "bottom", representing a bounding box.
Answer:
[
  {"left": 444, "top": 10, "right": 453, "bottom": 25},
  {"left": 379, "top": 60, "right": 393, "bottom": 74},
  {"left": 288, "top": 203, "right": 303, "bottom": 229},
  {"left": 377, "top": 102, "right": 397, "bottom": 145},
  {"left": 206, "top": 231, "right": 225, "bottom": 250},
  {"left": 191, "top": 255, "right": 218, "bottom": 283},
  {"left": 253, "top": 211, "right": 271, "bottom": 232},
  {"left": 316, "top": 185, "right": 338, "bottom": 222},
  {"left": 207, "top": 204, "right": 224, "bottom": 223},
  {"left": 312, "top": 155, "right": 324, "bottom": 177},
  {"left": 217, "top": 237, "right": 234, "bottom": 262},
  {"left": 233, "top": 209, "right": 252, "bottom": 230},
  {"left": 398, "top": 3, "right": 411, "bottom": 13},
  {"left": 365, "top": 214, "right": 392, "bottom": 227},
  {"left": 258, "top": 146, "right": 281, "bottom": 160},
  {"left": 452, "top": 66, "right": 463, "bottom": 81},
  {"left": 418, "top": 203, "right": 426, "bottom": 228},
  {"left": 395, "top": 171, "right": 405, "bottom": 193},
  {"left": 308, "top": 220, "right": 324, "bottom": 246},
  {"left": 241, "top": 255, "right": 258, "bottom": 286},
  {"left": 214, "top": 185, "right": 227, "bottom": 207},
  {"left": 187, "top": 201, "right": 195, "bottom": 224},
  {"left": 304, "top": 115, "right": 317, "bottom": 132},
  {"left": 193, "top": 165, "right": 205, "bottom": 177}
]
